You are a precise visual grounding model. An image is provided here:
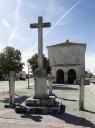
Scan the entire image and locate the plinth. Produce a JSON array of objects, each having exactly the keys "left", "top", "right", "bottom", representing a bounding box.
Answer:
[{"left": 33, "top": 69, "right": 48, "bottom": 98}]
